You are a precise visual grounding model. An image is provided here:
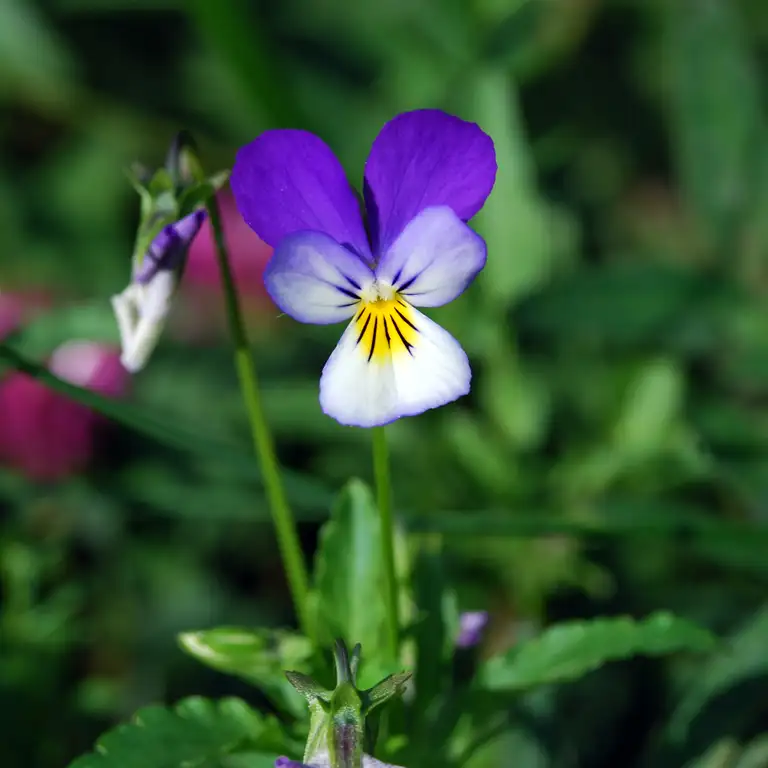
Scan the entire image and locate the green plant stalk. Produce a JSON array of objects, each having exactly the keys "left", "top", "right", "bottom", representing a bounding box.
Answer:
[
  {"left": 206, "top": 196, "right": 312, "bottom": 637},
  {"left": 372, "top": 426, "right": 399, "bottom": 660}
]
